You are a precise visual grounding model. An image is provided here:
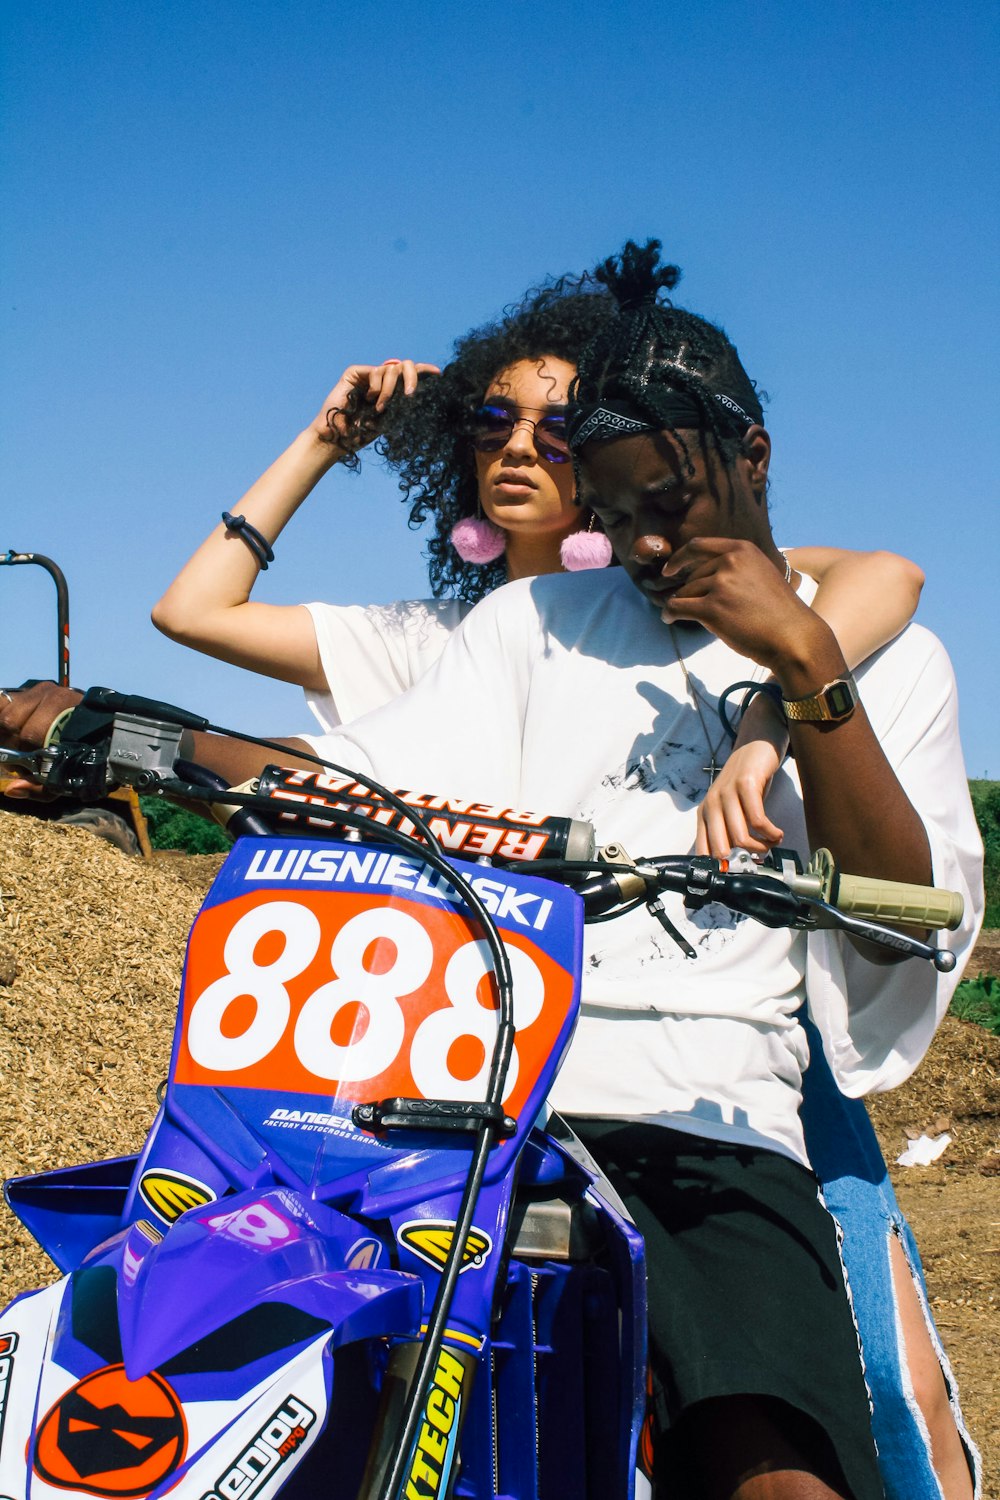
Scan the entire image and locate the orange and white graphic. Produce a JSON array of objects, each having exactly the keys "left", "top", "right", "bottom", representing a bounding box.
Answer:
[
  {"left": 175, "top": 890, "right": 574, "bottom": 1120},
  {"left": 33, "top": 1365, "right": 186, "bottom": 1496}
]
